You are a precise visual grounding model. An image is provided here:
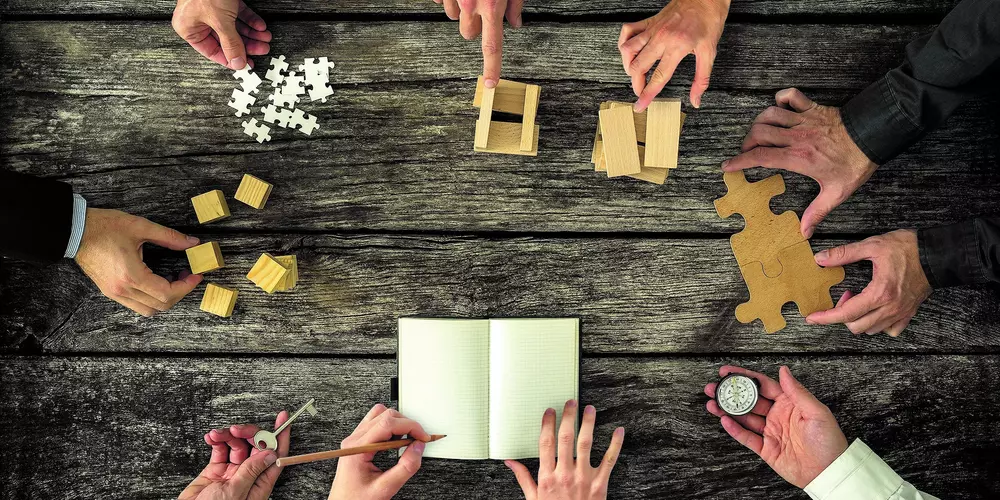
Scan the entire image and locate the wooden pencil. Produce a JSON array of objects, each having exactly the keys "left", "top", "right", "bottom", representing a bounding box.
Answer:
[{"left": 275, "top": 435, "right": 446, "bottom": 467}]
